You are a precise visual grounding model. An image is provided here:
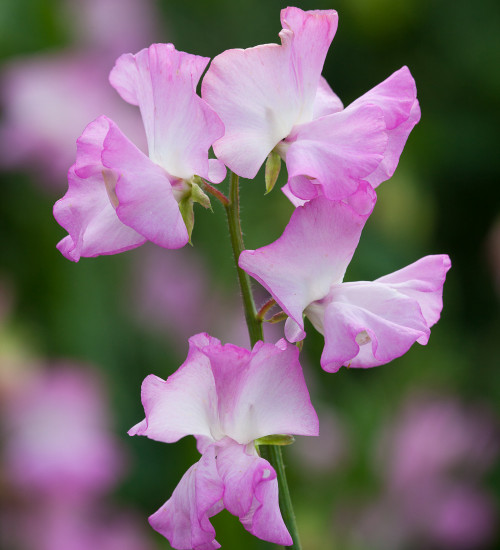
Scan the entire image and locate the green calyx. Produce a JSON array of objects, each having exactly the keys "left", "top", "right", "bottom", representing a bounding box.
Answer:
[
  {"left": 265, "top": 151, "right": 281, "bottom": 194},
  {"left": 178, "top": 177, "right": 213, "bottom": 244},
  {"left": 255, "top": 434, "right": 295, "bottom": 447}
]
